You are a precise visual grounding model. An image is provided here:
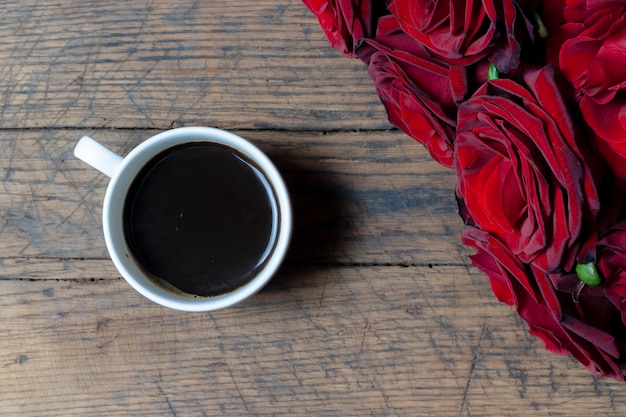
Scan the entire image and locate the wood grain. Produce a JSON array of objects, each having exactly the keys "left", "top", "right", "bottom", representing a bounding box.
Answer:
[
  {"left": 0, "top": 0, "right": 624, "bottom": 415},
  {"left": 0, "top": 266, "right": 623, "bottom": 416},
  {"left": 0, "top": 0, "right": 386, "bottom": 130}
]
